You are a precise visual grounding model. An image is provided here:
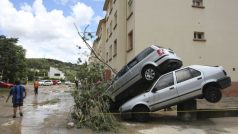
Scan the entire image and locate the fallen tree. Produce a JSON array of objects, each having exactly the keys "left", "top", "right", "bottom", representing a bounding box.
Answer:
[{"left": 71, "top": 63, "right": 120, "bottom": 132}]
